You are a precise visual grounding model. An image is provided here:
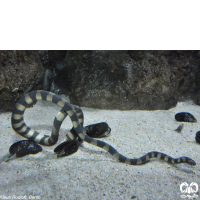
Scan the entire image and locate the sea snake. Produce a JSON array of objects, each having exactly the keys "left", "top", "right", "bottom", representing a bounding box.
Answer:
[{"left": 11, "top": 90, "right": 196, "bottom": 166}]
